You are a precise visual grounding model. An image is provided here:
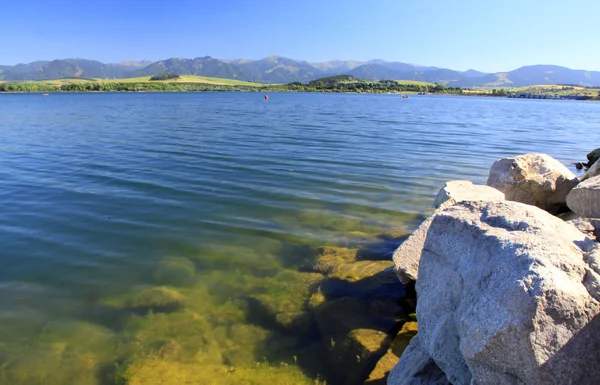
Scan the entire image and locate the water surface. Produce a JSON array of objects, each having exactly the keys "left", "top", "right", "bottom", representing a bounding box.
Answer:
[{"left": 0, "top": 93, "right": 597, "bottom": 384}]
